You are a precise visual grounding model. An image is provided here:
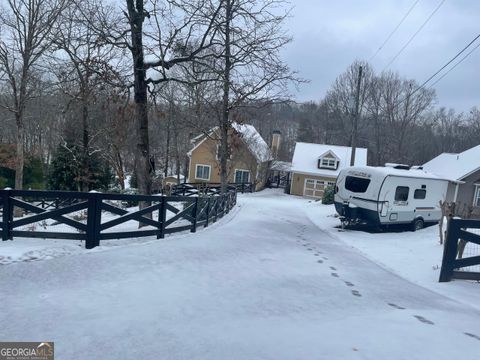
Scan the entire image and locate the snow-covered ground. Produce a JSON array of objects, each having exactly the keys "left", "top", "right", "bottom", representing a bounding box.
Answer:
[
  {"left": 1, "top": 189, "right": 480, "bottom": 359},
  {"left": 303, "top": 200, "right": 480, "bottom": 311}
]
